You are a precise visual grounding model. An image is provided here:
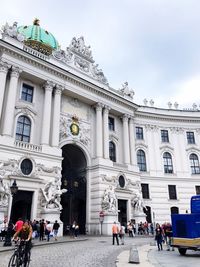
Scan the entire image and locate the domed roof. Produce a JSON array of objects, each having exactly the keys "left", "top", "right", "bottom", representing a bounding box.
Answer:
[{"left": 18, "top": 19, "right": 59, "bottom": 55}]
